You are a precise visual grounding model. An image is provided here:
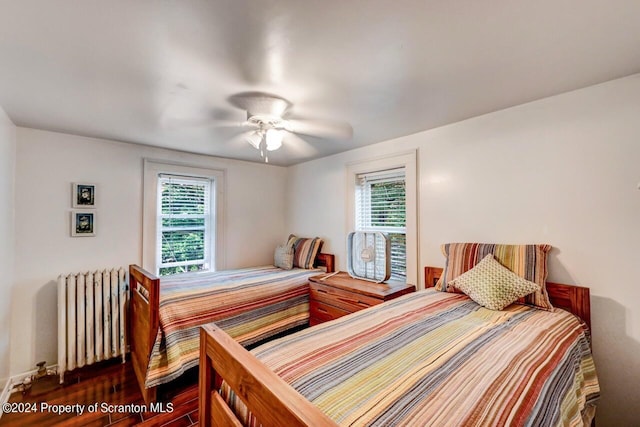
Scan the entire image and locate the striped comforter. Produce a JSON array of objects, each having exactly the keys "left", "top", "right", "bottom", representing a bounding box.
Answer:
[
  {"left": 145, "top": 266, "right": 321, "bottom": 388},
  {"left": 227, "top": 289, "right": 599, "bottom": 426}
]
